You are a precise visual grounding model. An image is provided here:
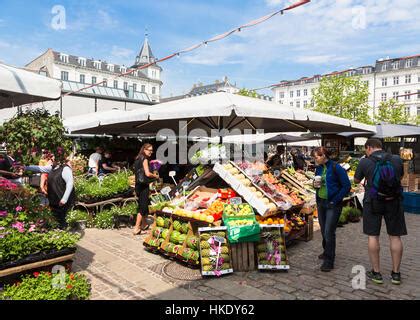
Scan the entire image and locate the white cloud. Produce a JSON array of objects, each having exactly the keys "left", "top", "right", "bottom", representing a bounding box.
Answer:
[
  {"left": 111, "top": 46, "right": 134, "bottom": 58},
  {"left": 0, "top": 40, "right": 11, "bottom": 49},
  {"left": 98, "top": 9, "right": 119, "bottom": 29},
  {"left": 294, "top": 55, "right": 349, "bottom": 64}
]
